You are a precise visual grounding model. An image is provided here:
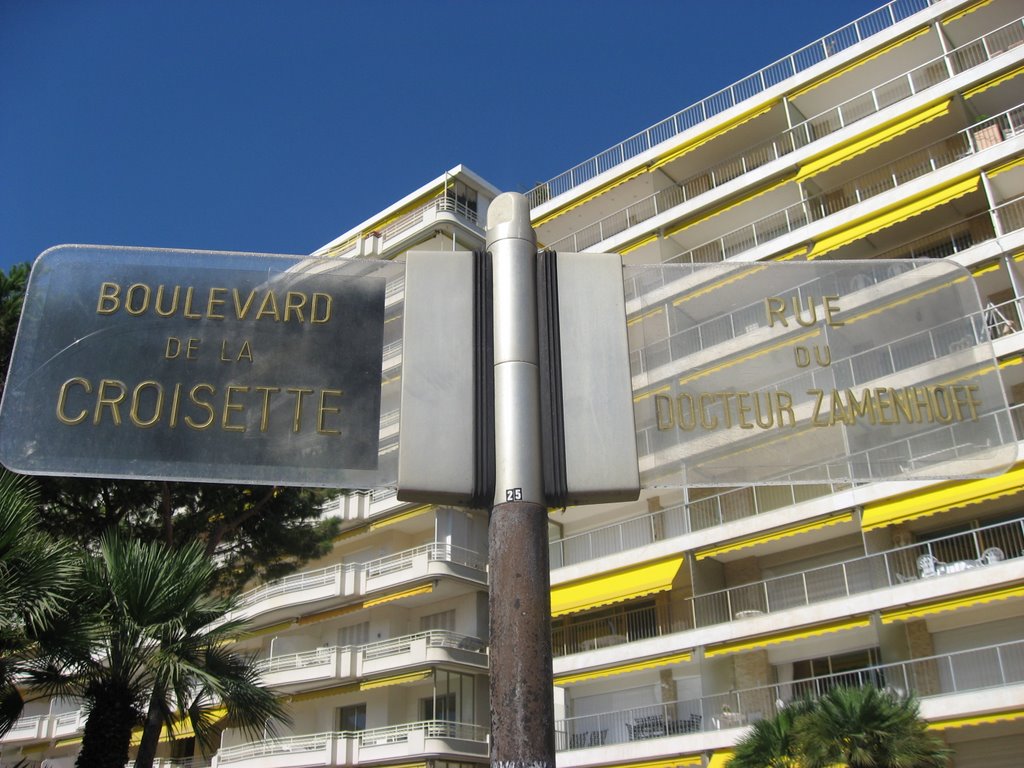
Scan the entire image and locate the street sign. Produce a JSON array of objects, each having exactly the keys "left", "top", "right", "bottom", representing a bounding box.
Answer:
[
  {"left": 626, "top": 259, "right": 1017, "bottom": 486},
  {"left": 0, "top": 245, "right": 404, "bottom": 487}
]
